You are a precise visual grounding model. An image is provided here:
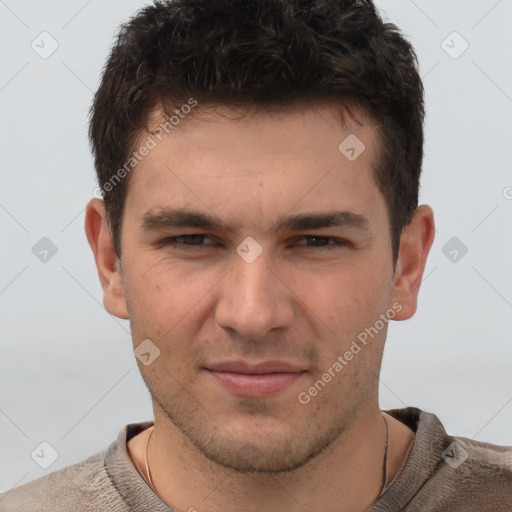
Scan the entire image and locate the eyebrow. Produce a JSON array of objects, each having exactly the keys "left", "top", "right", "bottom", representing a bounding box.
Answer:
[{"left": 141, "top": 208, "right": 371, "bottom": 235}]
